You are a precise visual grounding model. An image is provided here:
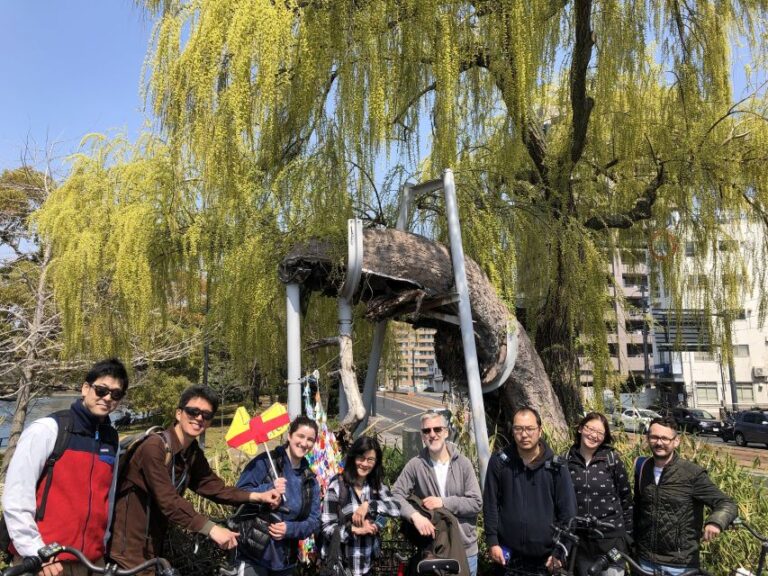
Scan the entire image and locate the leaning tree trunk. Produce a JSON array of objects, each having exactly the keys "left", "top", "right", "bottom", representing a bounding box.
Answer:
[{"left": 279, "top": 228, "right": 569, "bottom": 438}]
